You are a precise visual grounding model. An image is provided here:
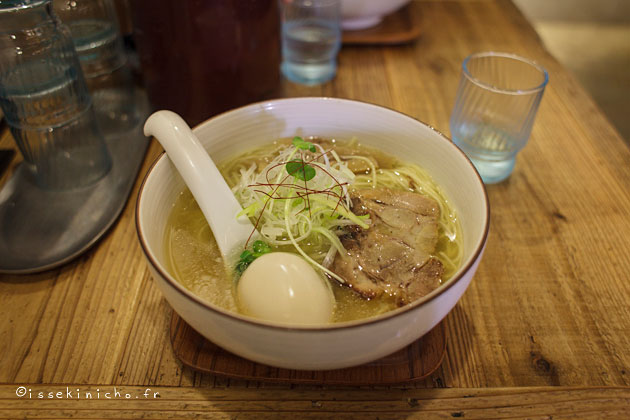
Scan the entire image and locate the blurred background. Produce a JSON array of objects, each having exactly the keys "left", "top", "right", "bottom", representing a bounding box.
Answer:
[
  {"left": 110, "top": 0, "right": 630, "bottom": 142},
  {"left": 513, "top": 0, "right": 630, "bottom": 142}
]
